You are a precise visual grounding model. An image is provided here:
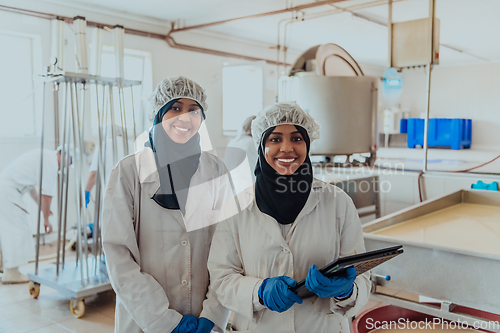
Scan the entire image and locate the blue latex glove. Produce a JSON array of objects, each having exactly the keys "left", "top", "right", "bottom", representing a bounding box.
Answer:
[
  {"left": 171, "top": 314, "right": 198, "bottom": 333},
  {"left": 85, "top": 190, "right": 90, "bottom": 208},
  {"left": 87, "top": 223, "right": 94, "bottom": 239},
  {"left": 305, "top": 264, "right": 357, "bottom": 299},
  {"left": 195, "top": 317, "right": 214, "bottom": 333},
  {"left": 258, "top": 276, "right": 303, "bottom": 313}
]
